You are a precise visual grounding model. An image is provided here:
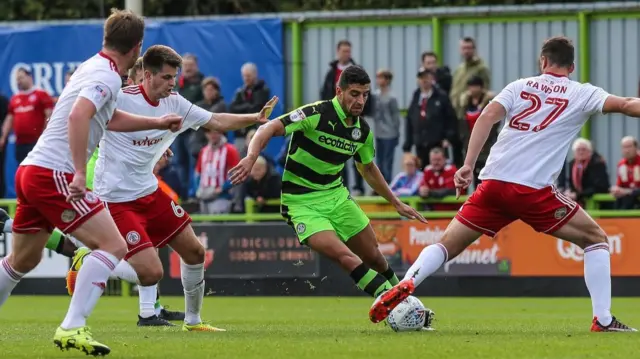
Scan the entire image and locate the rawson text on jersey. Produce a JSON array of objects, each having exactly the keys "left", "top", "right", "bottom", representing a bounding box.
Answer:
[{"left": 525, "top": 80, "right": 568, "bottom": 94}]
